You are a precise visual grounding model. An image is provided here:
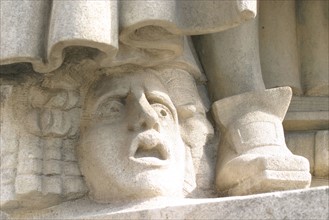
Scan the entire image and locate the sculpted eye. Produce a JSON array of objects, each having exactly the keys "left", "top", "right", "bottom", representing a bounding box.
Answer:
[
  {"left": 146, "top": 93, "right": 175, "bottom": 120},
  {"left": 151, "top": 103, "right": 172, "bottom": 119},
  {"left": 96, "top": 98, "right": 125, "bottom": 119},
  {"left": 160, "top": 109, "right": 167, "bottom": 117}
]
